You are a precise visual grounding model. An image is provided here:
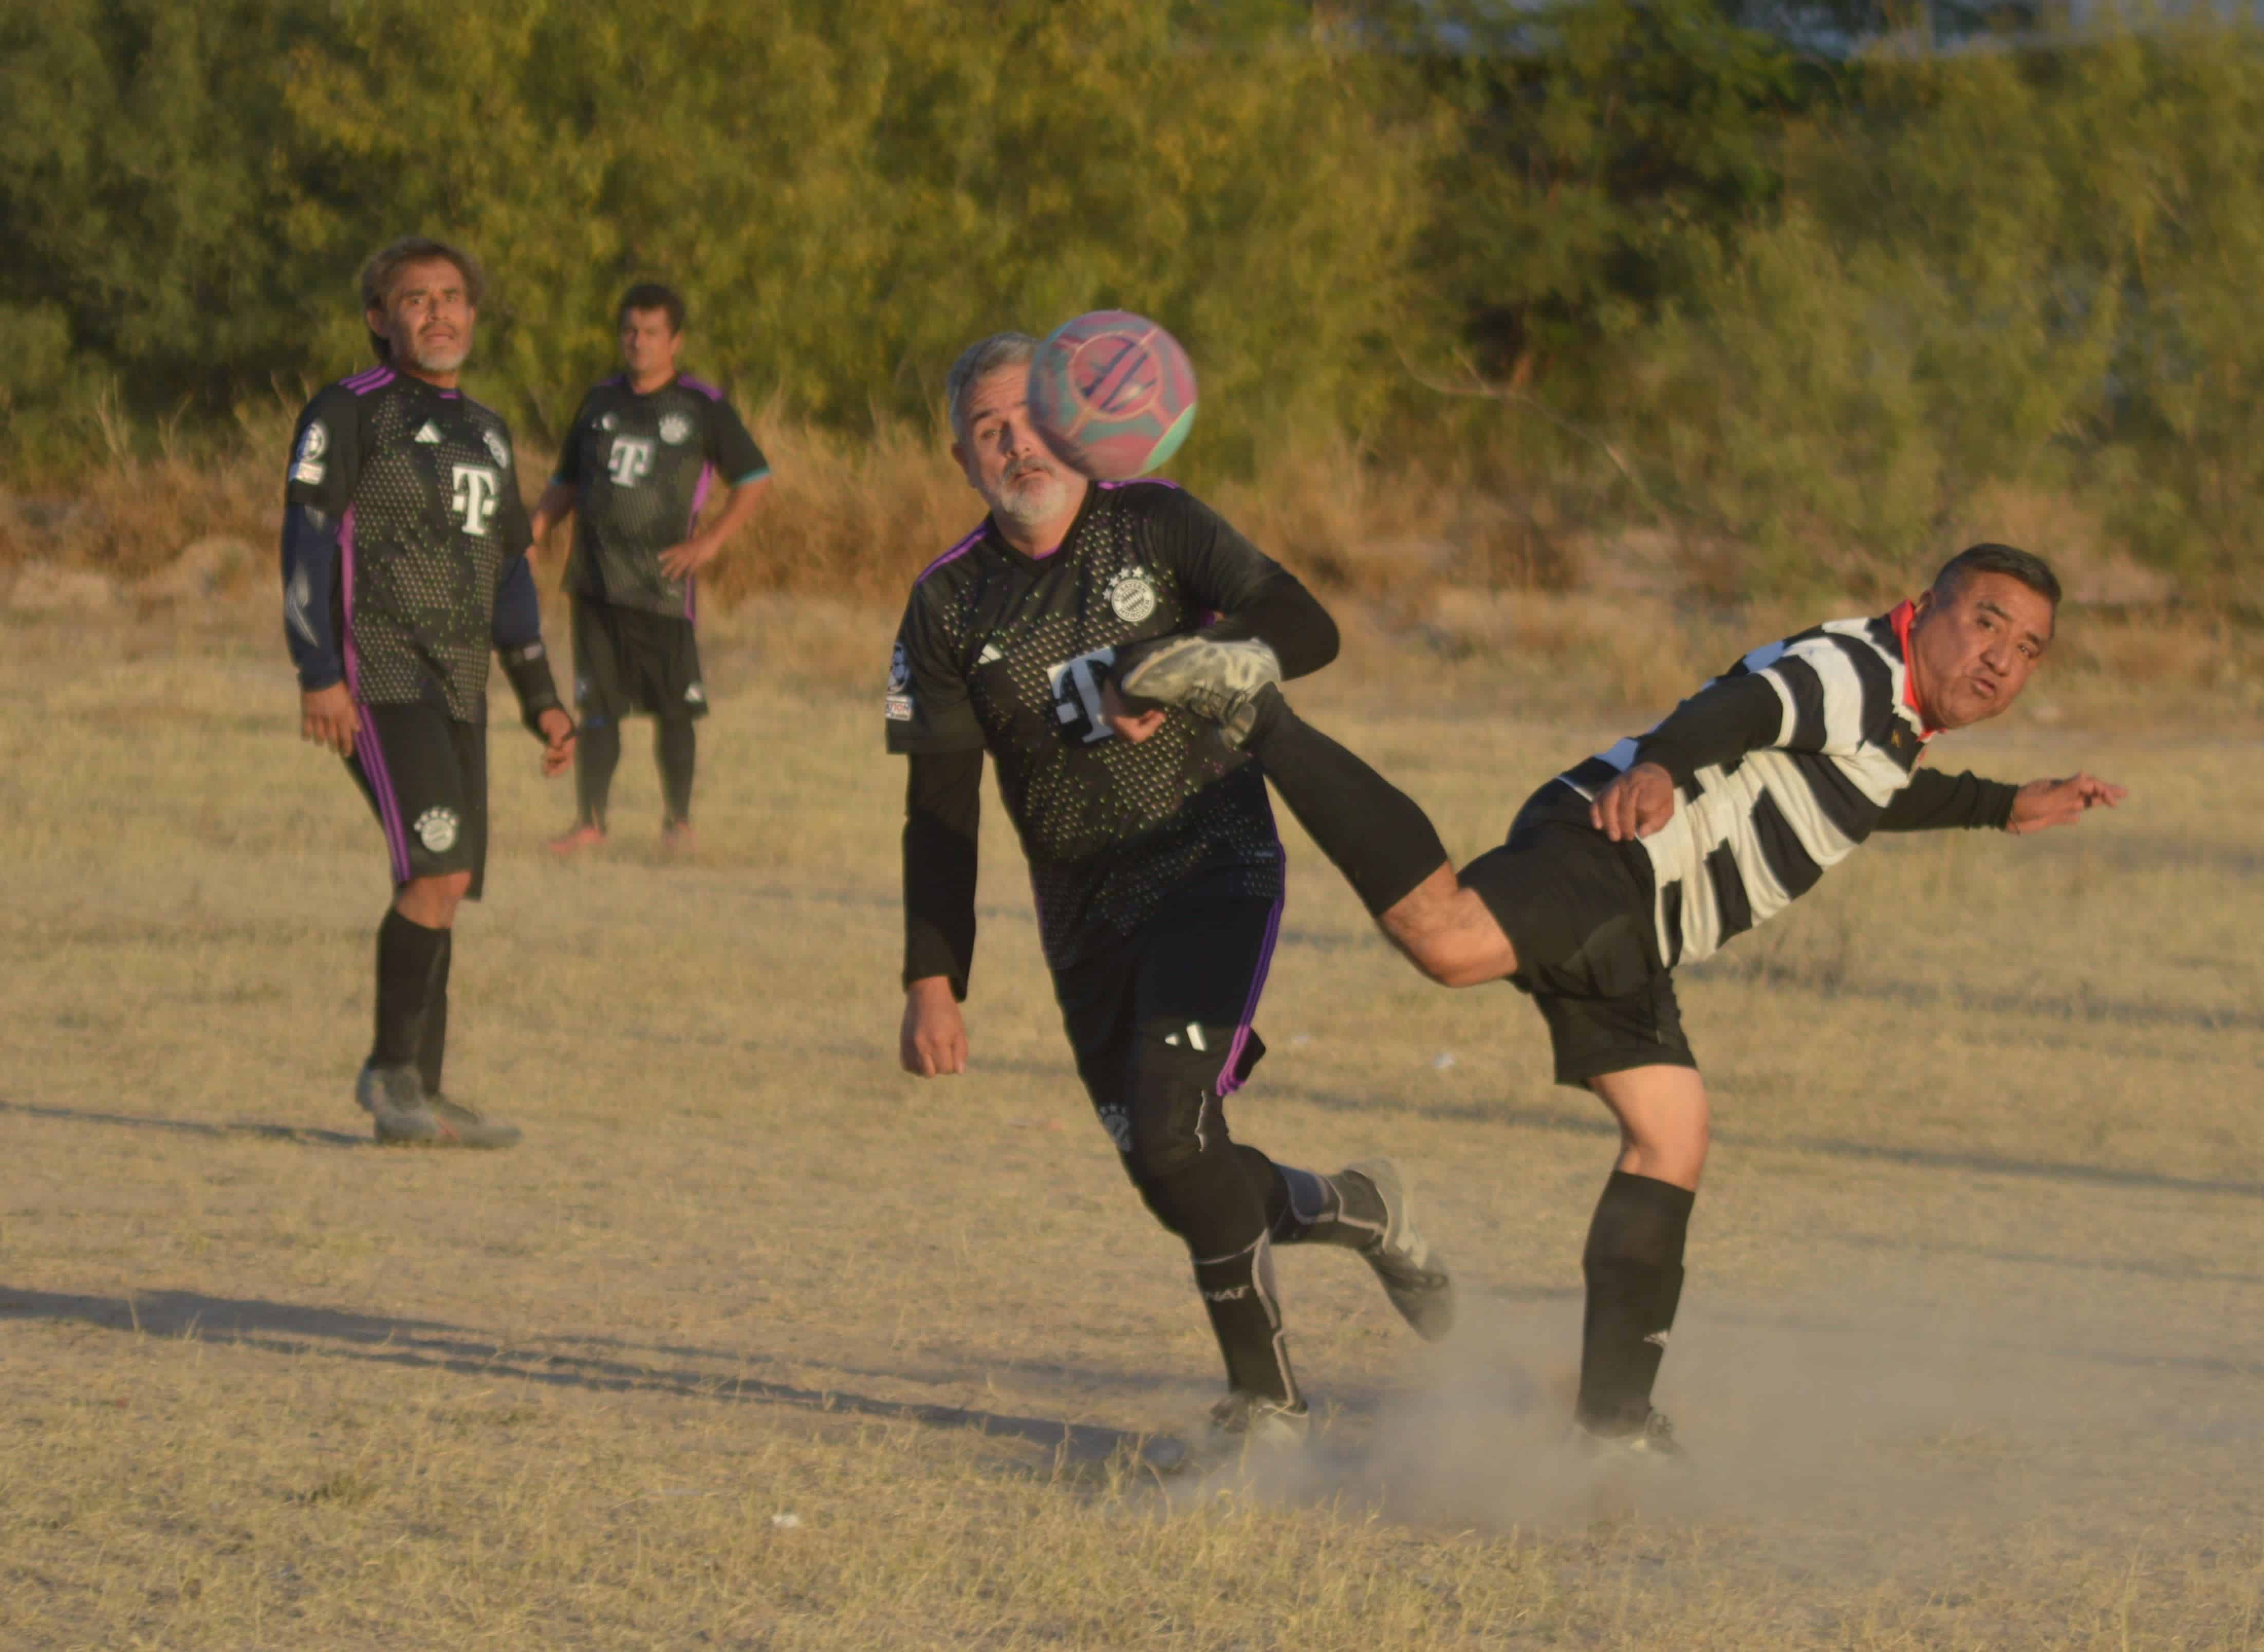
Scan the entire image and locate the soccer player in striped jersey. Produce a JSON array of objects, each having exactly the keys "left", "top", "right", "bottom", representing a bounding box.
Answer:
[
  {"left": 281, "top": 236, "right": 576, "bottom": 1148},
  {"left": 533, "top": 284, "right": 771, "bottom": 857},
  {"left": 889, "top": 333, "right": 1454, "bottom": 1455},
  {"left": 1119, "top": 544, "right": 2125, "bottom": 1453}
]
